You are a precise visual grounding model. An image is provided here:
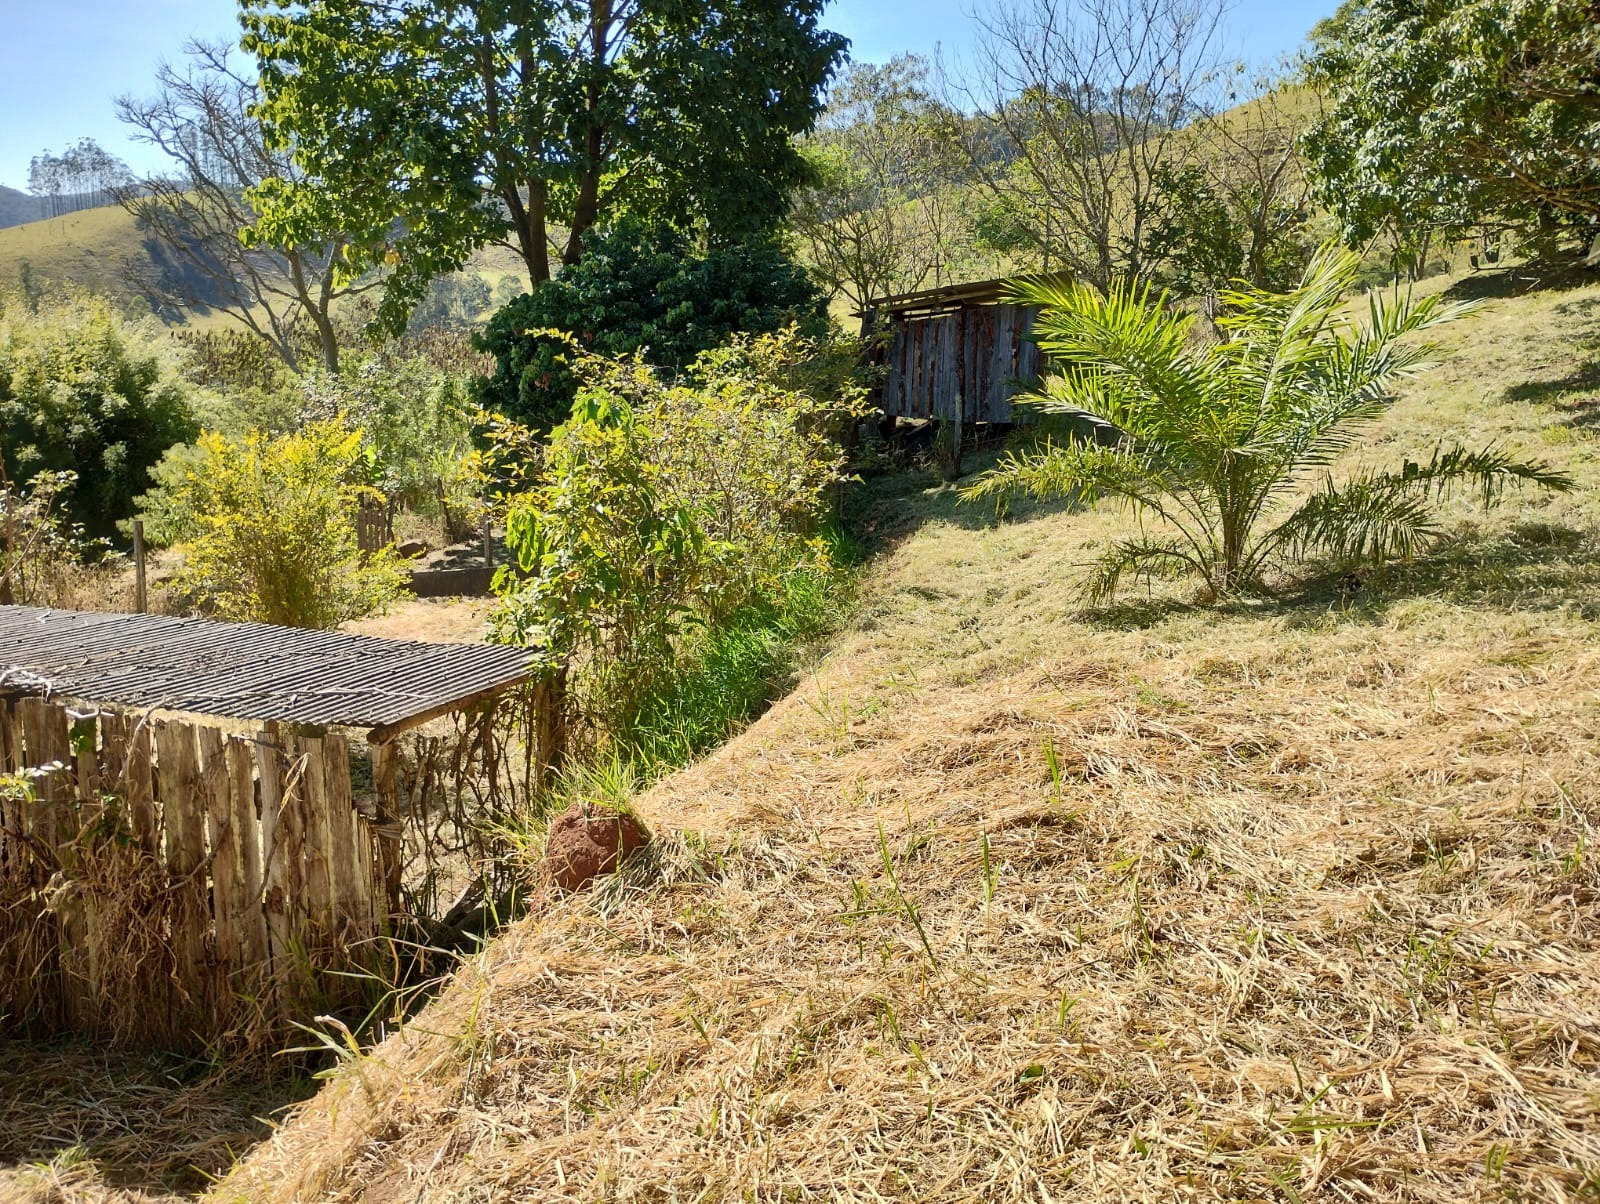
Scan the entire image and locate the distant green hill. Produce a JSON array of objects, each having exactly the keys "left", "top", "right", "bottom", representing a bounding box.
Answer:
[
  {"left": 0, "top": 185, "right": 44, "bottom": 230},
  {"left": 0, "top": 203, "right": 156, "bottom": 303}
]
